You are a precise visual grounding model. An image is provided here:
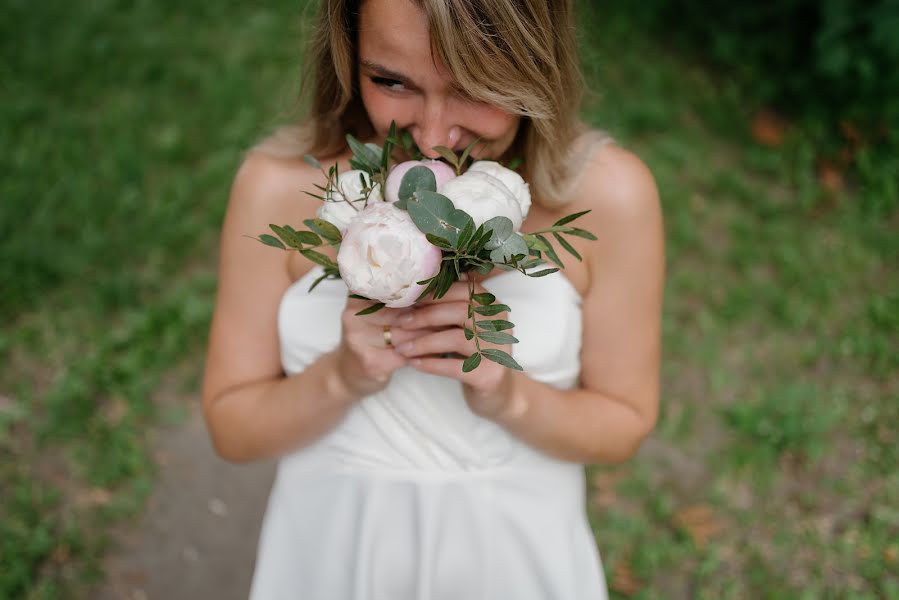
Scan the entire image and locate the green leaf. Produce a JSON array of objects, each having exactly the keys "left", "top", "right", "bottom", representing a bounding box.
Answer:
[
  {"left": 471, "top": 292, "right": 495, "bottom": 305},
  {"left": 296, "top": 230, "right": 323, "bottom": 246},
  {"left": 481, "top": 348, "right": 523, "bottom": 371},
  {"left": 552, "top": 209, "right": 591, "bottom": 227},
  {"left": 433, "top": 263, "right": 457, "bottom": 299},
  {"left": 476, "top": 319, "right": 514, "bottom": 331},
  {"left": 519, "top": 257, "right": 545, "bottom": 269},
  {"left": 425, "top": 234, "right": 453, "bottom": 249},
  {"left": 477, "top": 331, "right": 519, "bottom": 345},
  {"left": 400, "top": 130, "right": 423, "bottom": 160},
  {"left": 303, "top": 218, "right": 343, "bottom": 244},
  {"left": 382, "top": 121, "right": 397, "bottom": 172},
  {"left": 463, "top": 327, "right": 475, "bottom": 340},
  {"left": 398, "top": 166, "right": 437, "bottom": 207},
  {"left": 459, "top": 137, "right": 482, "bottom": 167},
  {"left": 415, "top": 276, "right": 438, "bottom": 301},
  {"left": 308, "top": 272, "right": 331, "bottom": 292},
  {"left": 483, "top": 216, "right": 514, "bottom": 250},
  {"left": 522, "top": 233, "right": 551, "bottom": 252},
  {"left": 490, "top": 233, "right": 529, "bottom": 263},
  {"left": 303, "top": 154, "right": 322, "bottom": 170},
  {"left": 270, "top": 224, "right": 300, "bottom": 248},
  {"left": 553, "top": 232, "right": 582, "bottom": 261},
  {"left": 457, "top": 219, "right": 475, "bottom": 250},
  {"left": 346, "top": 134, "right": 382, "bottom": 172},
  {"left": 474, "top": 303, "right": 511, "bottom": 316},
  {"left": 355, "top": 302, "right": 386, "bottom": 316},
  {"left": 432, "top": 146, "right": 460, "bottom": 169},
  {"left": 566, "top": 227, "right": 598, "bottom": 240},
  {"left": 462, "top": 352, "right": 482, "bottom": 372},
  {"left": 527, "top": 268, "right": 560, "bottom": 277},
  {"left": 407, "top": 191, "right": 466, "bottom": 243},
  {"left": 475, "top": 261, "right": 495, "bottom": 275},
  {"left": 504, "top": 157, "right": 523, "bottom": 171},
  {"left": 258, "top": 234, "right": 285, "bottom": 250},
  {"left": 301, "top": 249, "right": 337, "bottom": 269},
  {"left": 537, "top": 234, "right": 564, "bottom": 268}
]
